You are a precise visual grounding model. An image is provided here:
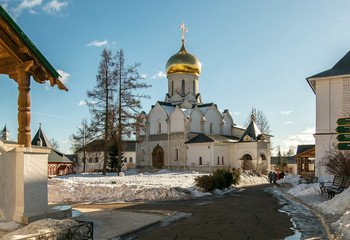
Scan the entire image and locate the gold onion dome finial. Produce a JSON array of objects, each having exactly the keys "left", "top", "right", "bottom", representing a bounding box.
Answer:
[
  {"left": 251, "top": 109, "right": 256, "bottom": 121},
  {"left": 166, "top": 22, "right": 201, "bottom": 76}
]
